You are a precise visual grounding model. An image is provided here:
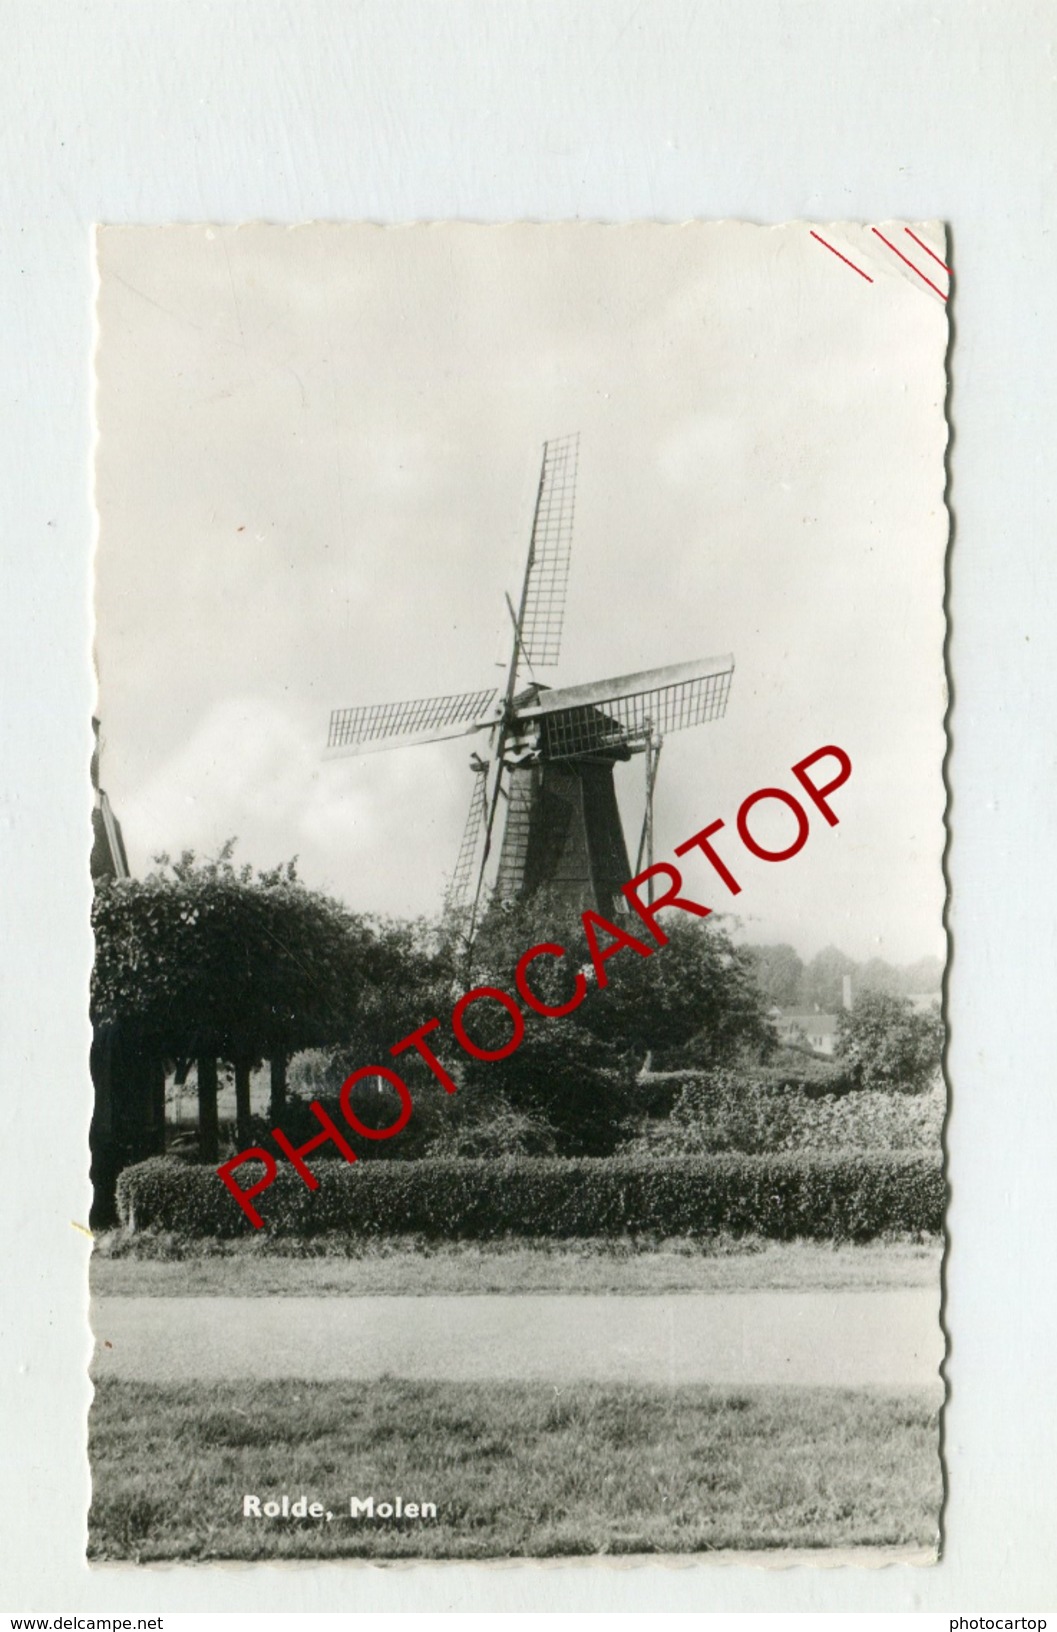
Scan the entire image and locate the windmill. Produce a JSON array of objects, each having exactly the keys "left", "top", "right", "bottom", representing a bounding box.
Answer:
[{"left": 326, "top": 435, "right": 734, "bottom": 940}]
